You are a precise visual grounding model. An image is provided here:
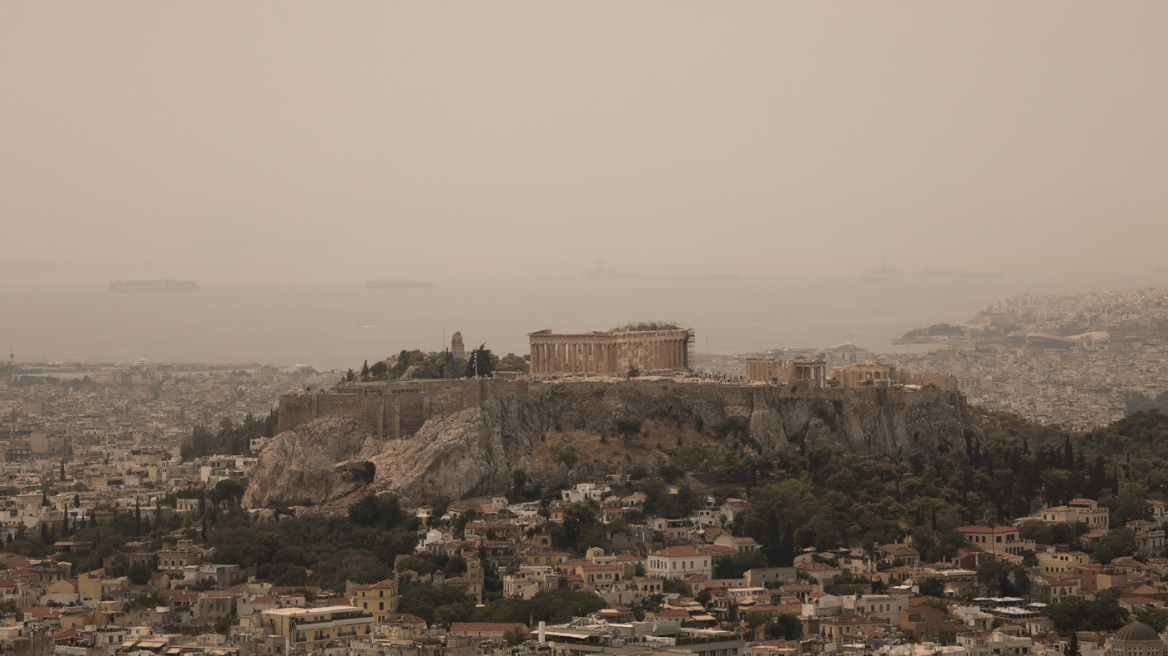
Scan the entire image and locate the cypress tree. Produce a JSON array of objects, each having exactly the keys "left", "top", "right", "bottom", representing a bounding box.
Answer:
[
  {"left": 764, "top": 509, "right": 781, "bottom": 566},
  {"left": 779, "top": 522, "right": 796, "bottom": 567}
]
